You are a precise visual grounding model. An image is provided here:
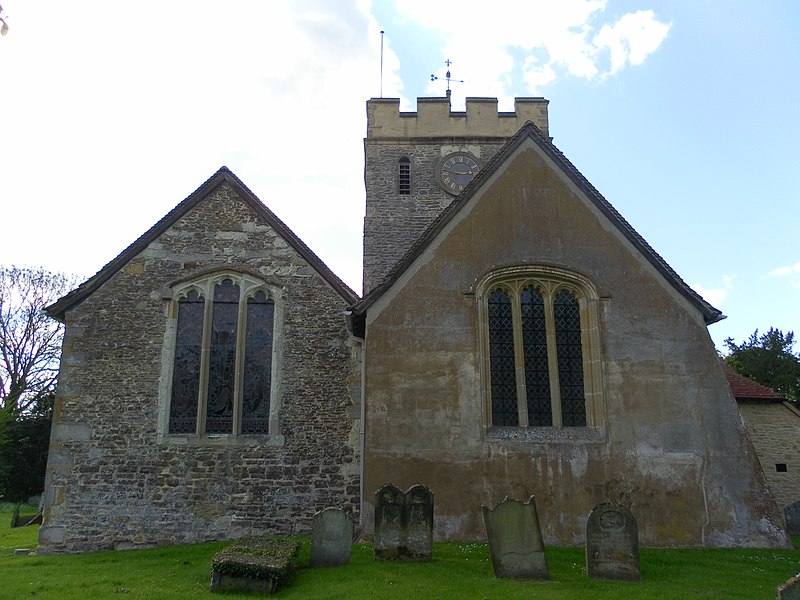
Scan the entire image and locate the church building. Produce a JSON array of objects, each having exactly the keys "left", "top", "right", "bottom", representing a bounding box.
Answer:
[{"left": 38, "top": 96, "right": 788, "bottom": 552}]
